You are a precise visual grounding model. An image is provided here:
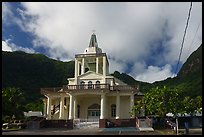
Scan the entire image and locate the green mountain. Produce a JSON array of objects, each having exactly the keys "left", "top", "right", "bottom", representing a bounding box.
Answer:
[
  {"left": 2, "top": 51, "right": 74, "bottom": 101},
  {"left": 2, "top": 44, "right": 202, "bottom": 101},
  {"left": 153, "top": 44, "right": 202, "bottom": 97},
  {"left": 111, "top": 44, "right": 202, "bottom": 97}
]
